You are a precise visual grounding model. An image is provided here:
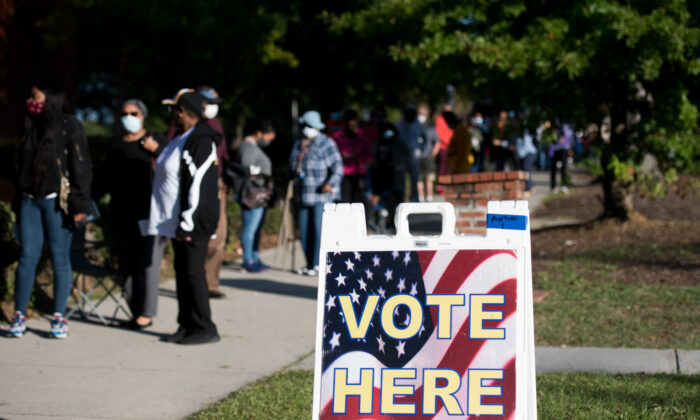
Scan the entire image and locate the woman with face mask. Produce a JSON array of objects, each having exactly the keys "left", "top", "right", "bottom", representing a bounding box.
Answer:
[
  {"left": 235, "top": 119, "right": 276, "bottom": 272},
  {"left": 105, "top": 99, "right": 166, "bottom": 329},
  {"left": 289, "top": 110, "right": 344, "bottom": 276},
  {"left": 9, "top": 82, "right": 93, "bottom": 339}
]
